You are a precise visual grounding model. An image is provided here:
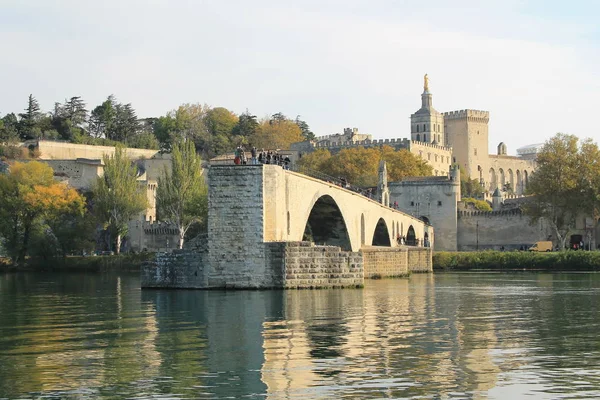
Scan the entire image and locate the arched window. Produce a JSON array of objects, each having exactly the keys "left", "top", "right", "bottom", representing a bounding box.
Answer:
[
  {"left": 416, "top": 134, "right": 420, "bottom": 141},
  {"left": 423, "top": 124, "right": 426, "bottom": 131},
  {"left": 424, "top": 134, "right": 427, "bottom": 142},
  {"left": 416, "top": 125, "right": 419, "bottom": 133},
  {"left": 437, "top": 134, "right": 441, "bottom": 143}
]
